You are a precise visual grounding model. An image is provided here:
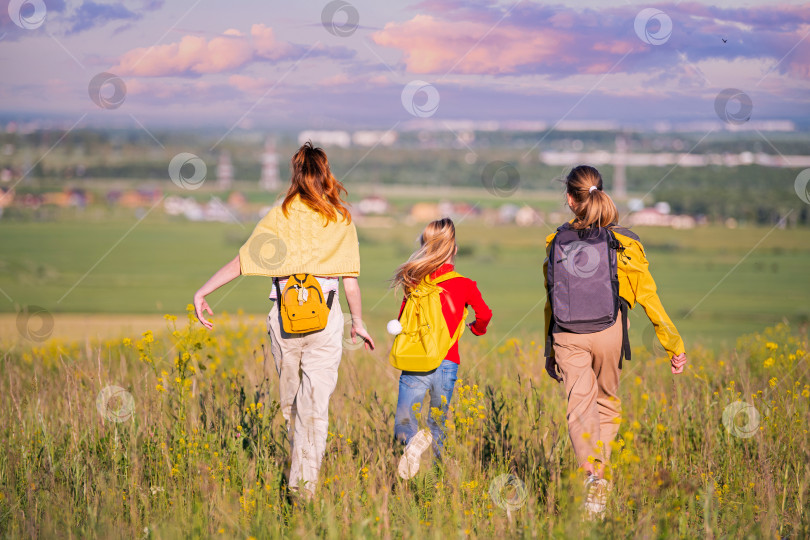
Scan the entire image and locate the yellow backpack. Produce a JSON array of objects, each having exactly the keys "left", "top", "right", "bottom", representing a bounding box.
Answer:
[
  {"left": 274, "top": 274, "right": 335, "bottom": 334},
  {"left": 389, "top": 271, "right": 468, "bottom": 372}
]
